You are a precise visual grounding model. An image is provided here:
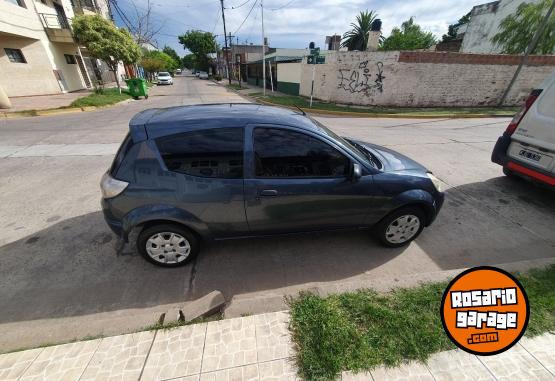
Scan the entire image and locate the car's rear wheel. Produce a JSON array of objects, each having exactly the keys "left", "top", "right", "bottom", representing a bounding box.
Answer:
[
  {"left": 137, "top": 224, "right": 198, "bottom": 267},
  {"left": 375, "top": 206, "right": 426, "bottom": 248}
]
